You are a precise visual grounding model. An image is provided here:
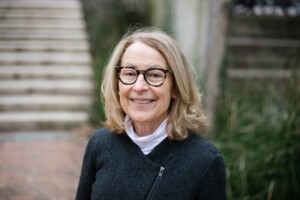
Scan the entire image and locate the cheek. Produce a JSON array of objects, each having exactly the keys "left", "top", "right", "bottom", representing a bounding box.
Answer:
[
  {"left": 118, "top": 84, "right": 130, "bottom": 106},
  {"left": 157, "top": 88, "right": 173, "bottom": 107}
]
